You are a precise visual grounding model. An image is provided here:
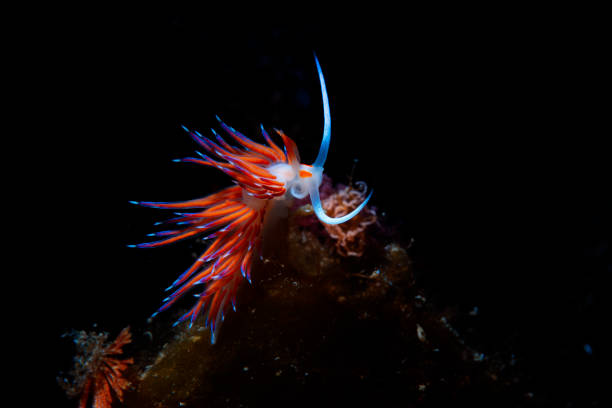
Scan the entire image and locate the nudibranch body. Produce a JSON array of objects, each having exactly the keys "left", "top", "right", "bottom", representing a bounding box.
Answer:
[{"left": 130, "top": 55, "right": 372, "bottom": 343}]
